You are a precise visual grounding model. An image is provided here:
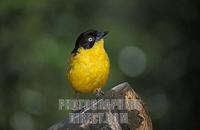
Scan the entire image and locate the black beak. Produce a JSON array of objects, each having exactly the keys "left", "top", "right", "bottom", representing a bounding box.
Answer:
[{"left": 96, "top": 31, "right": 109, "bottom": 41}]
